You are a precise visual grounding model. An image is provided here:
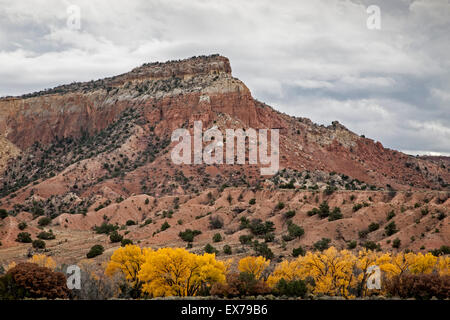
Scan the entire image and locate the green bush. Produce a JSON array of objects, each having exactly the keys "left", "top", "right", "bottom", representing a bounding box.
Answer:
[
  {"left": 160, "top": 221, "right": 170, "bottom": 231},
  {"left": 249, "top": 198, "right": 256, "bottom": 205},
  {"left": 385, "top": 221, "right": 398, "bottom": 236},
  {"left": 87, "top": 245, "right": 104, "bottom": 258},
  {"left": 313, "top": 238, "right": 331, "bottom": 251},
  {"left": 126, "top": 220, "right": 136, "bottom": 226},
  {"left": 32, "top": 239, "right": 46, "bottom": 249},
  {"left": 38, "top": 217, "right": 51, "bottom": 227},
  {"left": 274, "top": 278, "right": 307, "bottom": 298},
  {"left": 387, "top": 210, "right": 395, "bottom": 221},
  {"left": 347, "top": 240, "right": 357, "bottom": 249},
  {"left": 209, "top": 216, "right": 224, "bottom": 229},
  {"left": 121, "top": 239, "right": 133, "bottom": 246},
  {"left": 179, "top": 229, "right": 202, "bottom": 242},
  {"left": 18, "top": 222, "right": 27, "bottom": 230},
  {"left": 292, "top": 246, "right": 305, "bottom": 257},
  {"left": 368, "top": 222, "right": 380, "bottom": 232},
  {"left": 0, "top": 209, "right": 8, "bottom": 219},
  {"left": 223, "top": 245, "right": 232, "bottom": 255},
  {"left": 287, "top": 222, "right": 304, "bottom": 238},
  {"left": 109, "top": 231, "right": 123, "bottom": 243},
  {"left": 16, "top": 232, "right": 32, "bottom": 243},
  {"left": 37, "top": 231, "right": 55, "bottom": 240},
  {"left": 212, "top": 233, "right": 222, "bottom": 243},
  {"left": 248, "top": 219, "right": 275, "bottom": 236},
  {"left": 392, "top": 238, "right": 401, "bottom": 249},
  {"left": 239, "top": 234, "right": 254, "bottom": 245},
  {"left": 328, "top": 207, "right": 343, "bottom": 221},
  {"left": 204, "top": 243, "right": 218, "bottom": 254},
  {"left": 252, "top": 241, "right": 274, "bottom": 259},
  {"left": 284, "top": 210, "right": 296, "bottom": 219},
  {"left": 94, "top": 223, "right": 119, "bottom": 235}
]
